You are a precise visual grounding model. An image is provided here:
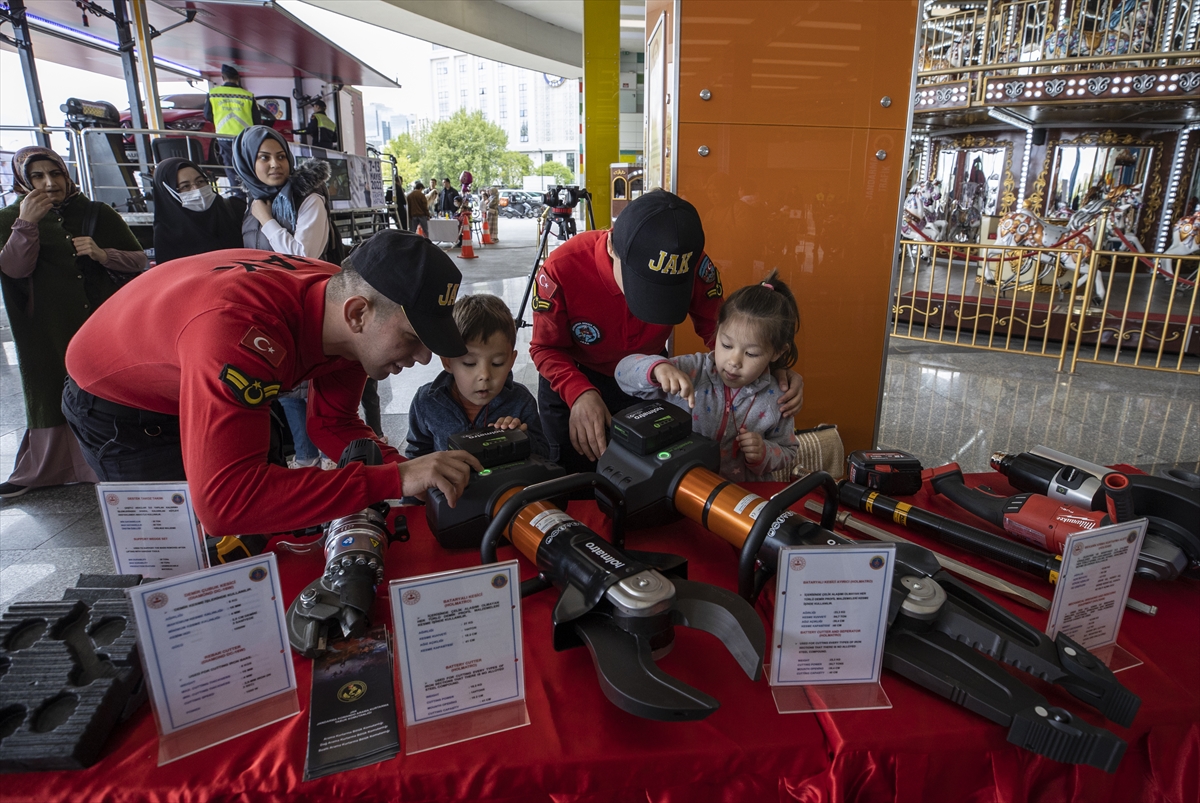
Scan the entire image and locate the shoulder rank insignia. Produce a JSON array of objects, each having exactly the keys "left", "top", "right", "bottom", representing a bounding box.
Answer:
[{"left": 219, "top": 364, "right": 282, "bottom": 408}]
